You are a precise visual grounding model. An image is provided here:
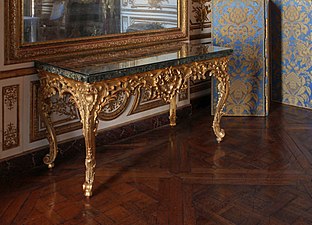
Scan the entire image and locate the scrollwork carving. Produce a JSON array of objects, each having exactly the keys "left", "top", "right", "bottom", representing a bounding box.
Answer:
[{"left": 185, "top": 57, "right": 230, "bottom": 142}]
